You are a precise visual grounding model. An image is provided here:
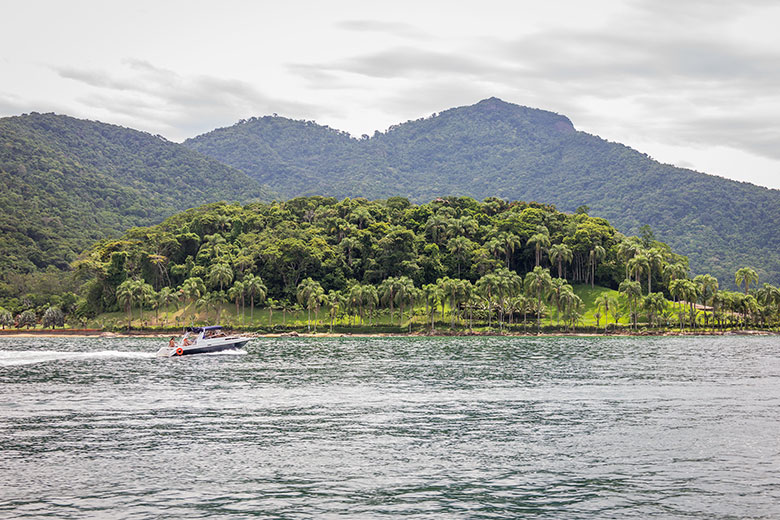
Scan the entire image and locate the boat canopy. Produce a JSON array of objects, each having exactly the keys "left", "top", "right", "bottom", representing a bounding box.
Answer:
[{"left": 184, "top": 326, "right": 223, "bottom": 333}]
